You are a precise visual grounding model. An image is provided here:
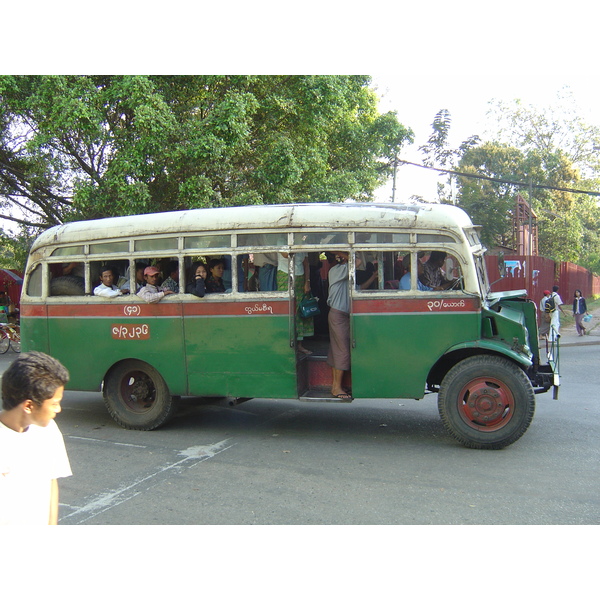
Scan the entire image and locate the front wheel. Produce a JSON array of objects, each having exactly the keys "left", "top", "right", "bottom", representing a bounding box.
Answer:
[
  {"left": 0, "top": 332, "right": 9, "bottom": 354},
  {"left": 103, "top": 360, "right": 178, "bottom": 430},
  {"left": 438, "top": 355, "right": 535, "bottom": 450},
  {"left": 10, "top": 330, "right": 20, "bottom": 353}
]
